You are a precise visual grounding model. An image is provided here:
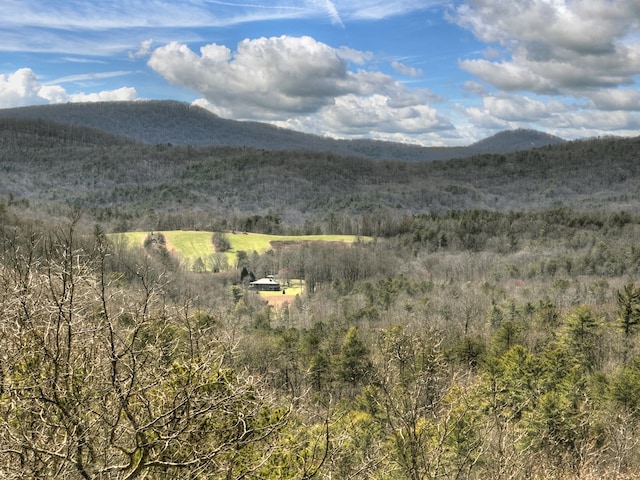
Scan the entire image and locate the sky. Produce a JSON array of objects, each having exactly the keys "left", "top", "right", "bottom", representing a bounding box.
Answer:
[{"left": 0, "top": 0, "right": 639, "bottom": 146}]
